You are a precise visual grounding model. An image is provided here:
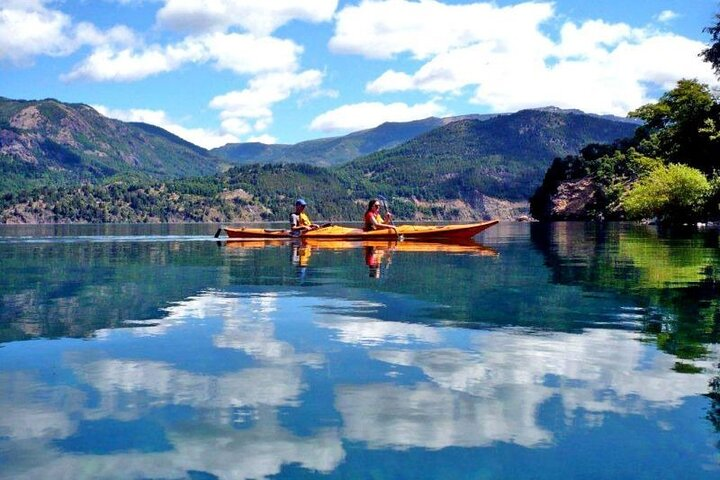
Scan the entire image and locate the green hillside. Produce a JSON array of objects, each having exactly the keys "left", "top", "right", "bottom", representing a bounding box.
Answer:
[
  {"left": 212, "top": 116, "right": 491, "bottom": 167},
  {"left": 0, "top": 165, "right": 365, "bottom": 224},
  {"left": 0, "top": 97, "right": 221, "bottom": 192},
  {"left": 340, "top": 109, "right": 638, "bottom": 202}
]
